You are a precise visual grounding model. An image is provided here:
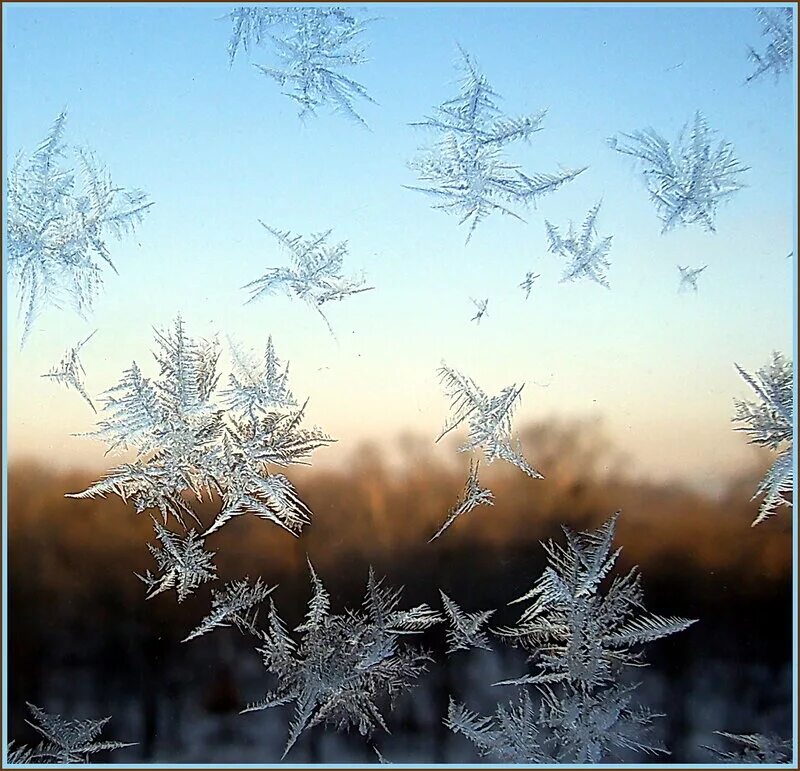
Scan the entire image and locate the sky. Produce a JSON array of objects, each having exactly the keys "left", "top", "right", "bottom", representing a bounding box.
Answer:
[{"left": 2, "top": 2, "right": 796, "bottom": 488}]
